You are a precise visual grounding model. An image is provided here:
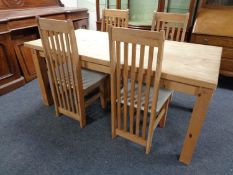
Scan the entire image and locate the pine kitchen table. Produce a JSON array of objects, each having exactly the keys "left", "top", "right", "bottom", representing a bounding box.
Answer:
[{"left": 24, "top": 29, "right": 222, "bottom": 164}]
